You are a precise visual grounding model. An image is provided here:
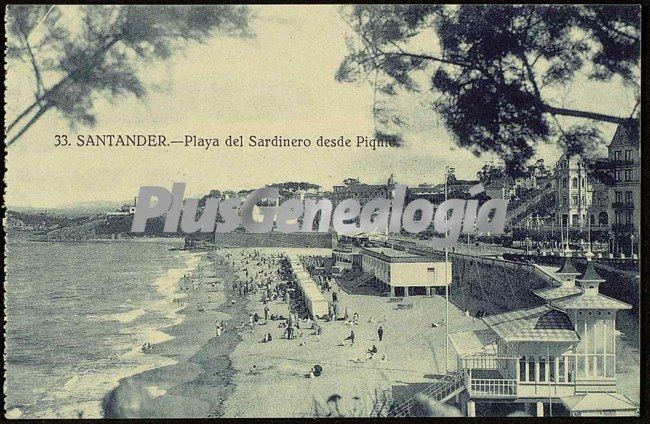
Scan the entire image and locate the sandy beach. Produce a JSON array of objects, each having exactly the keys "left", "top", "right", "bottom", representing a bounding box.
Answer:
[
  {"left": 102, "top": 246, "right": 639, "bottom": 418},
  {"left": 103, "top": 250, "right": 251, "bottom": 418},
  {"left": 103, "top": 246, "right": 482, "bottom": 417},
  {"left": 218, "top": 248, "right": 490, "bottom": 417}
]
